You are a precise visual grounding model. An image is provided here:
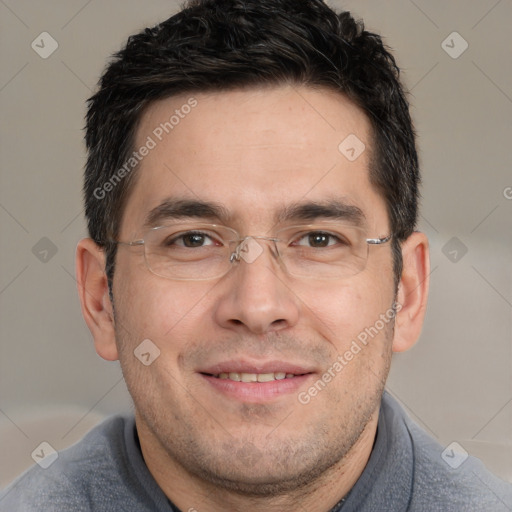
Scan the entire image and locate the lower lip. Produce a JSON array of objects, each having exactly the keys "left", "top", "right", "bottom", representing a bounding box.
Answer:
[{"left": 201, "top": 374, "right": 313, "bottom": 402}]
